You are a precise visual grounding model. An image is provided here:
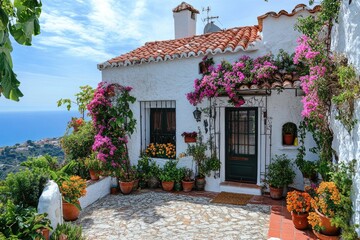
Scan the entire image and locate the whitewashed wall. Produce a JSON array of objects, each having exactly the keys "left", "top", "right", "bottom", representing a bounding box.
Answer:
[
  {"left": 101, "top": 9, "right": 318, "bottom": 191},
  {"left": 331, "top": 0, "right": 360, "bottom": 235}
]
